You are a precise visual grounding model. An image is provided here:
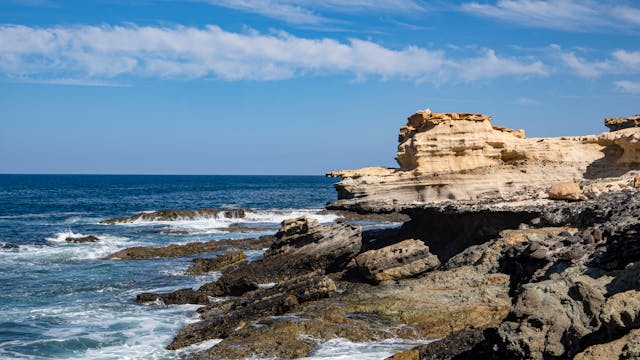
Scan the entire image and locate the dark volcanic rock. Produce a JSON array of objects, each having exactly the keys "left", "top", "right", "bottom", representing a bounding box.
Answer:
[
  {"left": 101, "top": 208, "right": 246, "bottom": 224},
  {"left": 0, "top": 242, "right": 19, "bottom": 249},
  {"left": 167, "top": 273, "right": 336, "bottom": 350},
  {"left": 106, "top": 236, "right": 274, "bottom": 259},
  {"left": 65, "top": 235, "right": 99, "bottom": 243},
  {"left": 185, "top": 251, "right": 247, "bottom": 275},
  {"left": 136, "top": 288, "right": 209, "bottom": 305},
  {"left": 354, "top": 238, "right": 440, "bottom": 283},
  {"left": 209, "top": 217, "right": 361, "bottom": 293}
]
